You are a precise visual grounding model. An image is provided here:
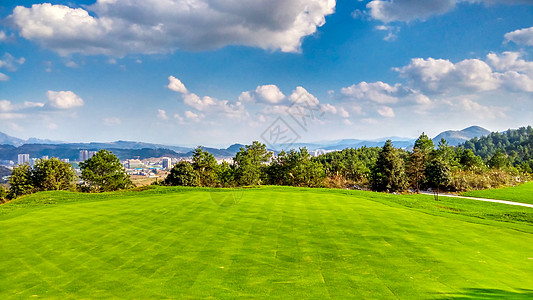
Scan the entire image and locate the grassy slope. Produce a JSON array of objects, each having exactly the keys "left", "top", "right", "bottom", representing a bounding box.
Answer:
[
  {"left": 461, "top": 182, "right": 533, "bottom": 205},
  {"left": 0, "top": 187, "right": 532, "bottom": 299}
]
